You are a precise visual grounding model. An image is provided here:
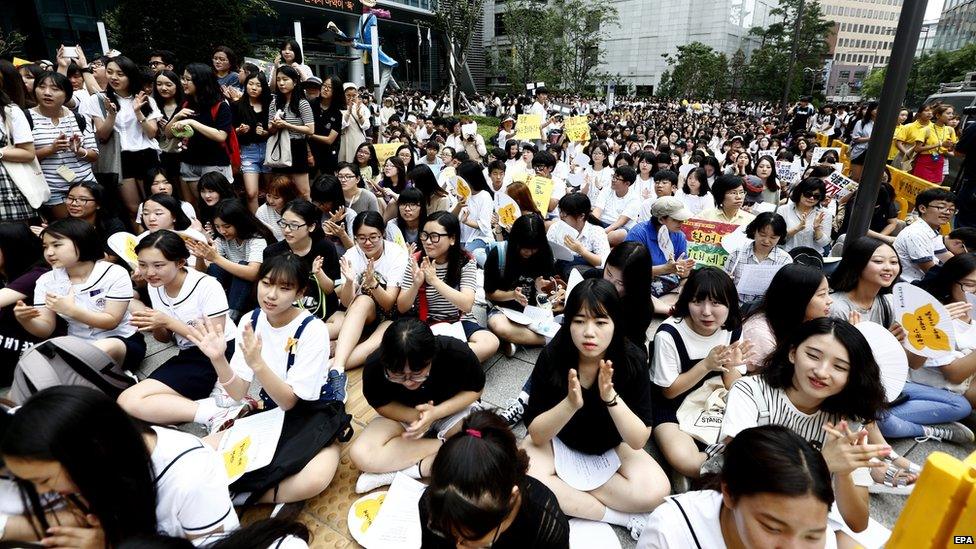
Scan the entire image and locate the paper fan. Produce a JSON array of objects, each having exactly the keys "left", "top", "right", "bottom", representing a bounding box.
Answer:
[
  {"left": 892, "top": 283, "right": 956, "bottom": 359},
  {"left": 347, "top": 491, "right": 387, "bottom": 548},
  {"left": 106, "top": 232, "right": 139, "bottom": 269},
  {"left": 854, "top": 321, "right": 908, "bottom": 403}
]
